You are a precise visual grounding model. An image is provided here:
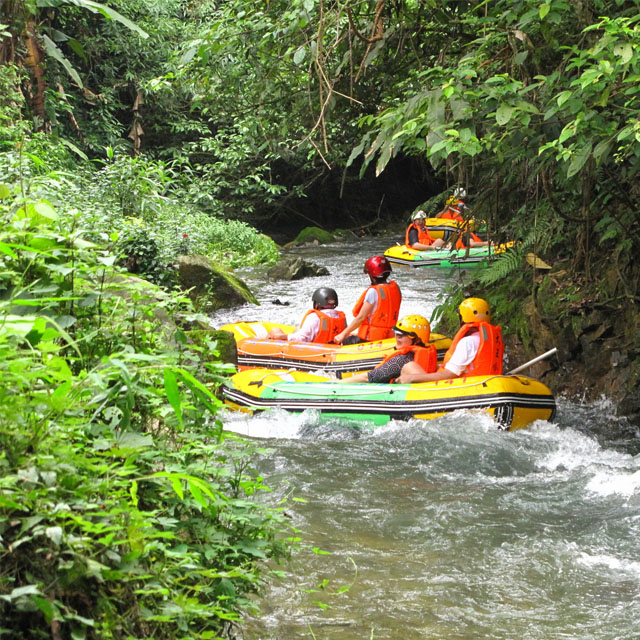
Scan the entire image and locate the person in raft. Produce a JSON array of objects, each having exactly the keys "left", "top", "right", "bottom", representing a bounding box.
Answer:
[
  {"left": 406, "top": 210, "right": 446, "bottom": 250},
  {"left": 438, "top": 187, "right": 468, "bottom": 222},
  {"left": 268, "top": 287, "right": 346, "bottom": 343},
  {"left": 341, "top": 315, "right": 437, "bottom": 383},
  {"left": 397, "top": 297, "right": 503, "bottom": 383},
  {"left": 333, "top": 256, "right": 402, "bottom": 346},
  {"left": 438, "top": 188, "right": 488, "bottom": 248}
]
